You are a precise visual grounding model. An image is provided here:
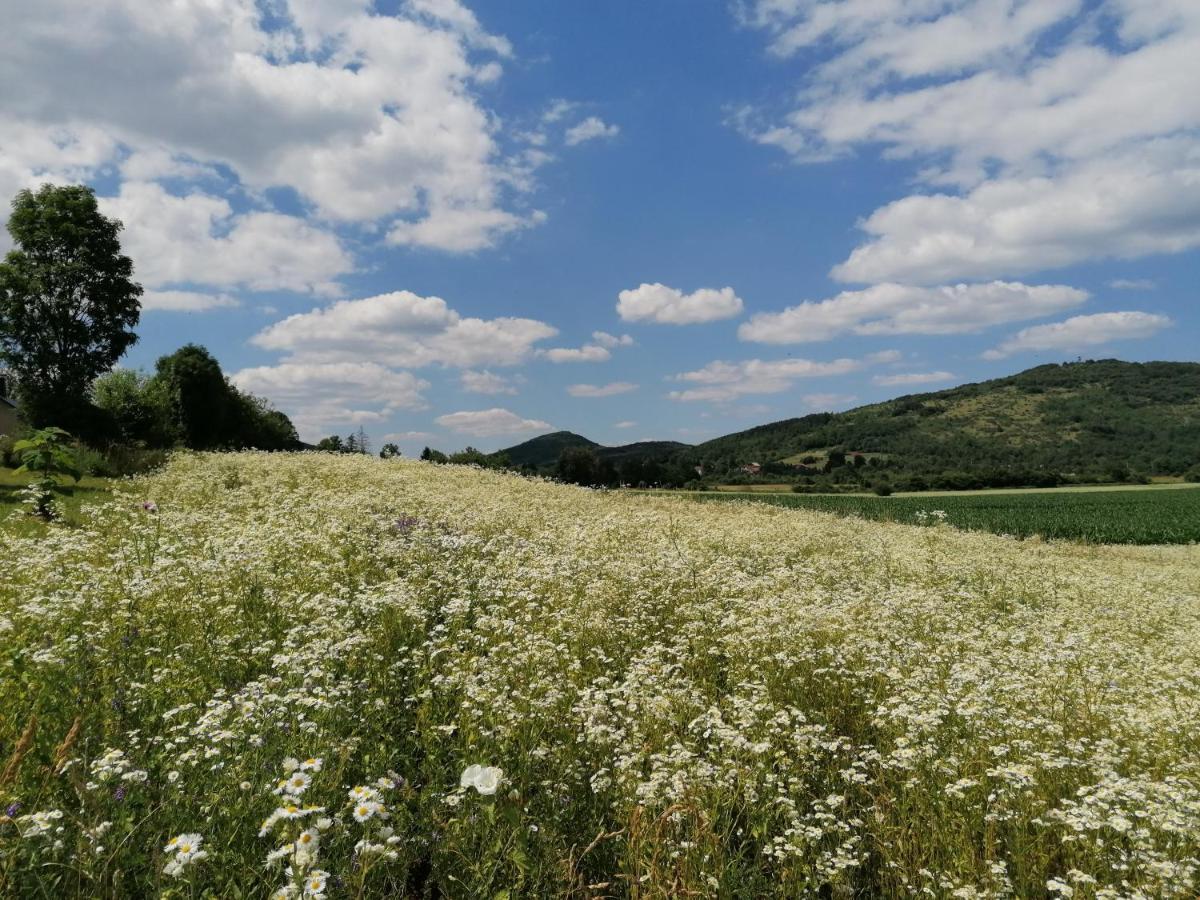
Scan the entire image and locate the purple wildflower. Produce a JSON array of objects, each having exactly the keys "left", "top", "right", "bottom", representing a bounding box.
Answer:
[
  {"left": 5, "top": 802, "right": 20, "bottom": 818},
  {"left": 395, "top": 516, "right": 422, "bottom": 533}
]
